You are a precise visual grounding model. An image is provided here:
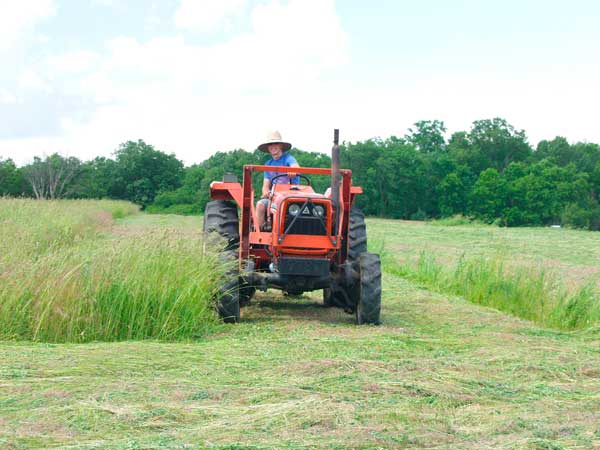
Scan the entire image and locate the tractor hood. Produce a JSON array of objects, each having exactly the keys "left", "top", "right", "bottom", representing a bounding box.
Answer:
[{"left": 270, "top": 183, "right": 328, "bottom": 208}]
